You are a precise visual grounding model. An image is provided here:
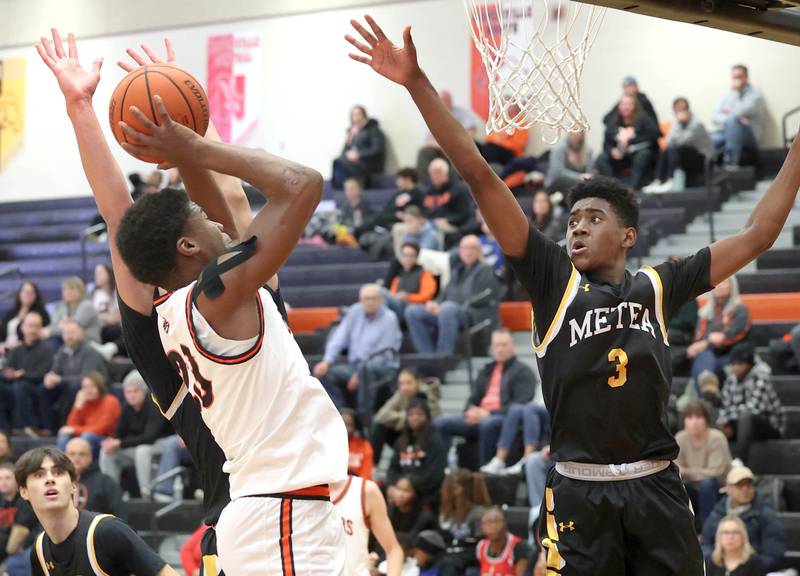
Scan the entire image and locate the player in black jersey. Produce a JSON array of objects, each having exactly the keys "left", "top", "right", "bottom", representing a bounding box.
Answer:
[
  {"left": 16, "top": 447, "right": 176, "bottom": 576},
  {"left": 346, "top": 16, "right": 800, "bottom": 575},
  {"left": 36, "top": 31, "right": 267, "bottom": 575}
]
